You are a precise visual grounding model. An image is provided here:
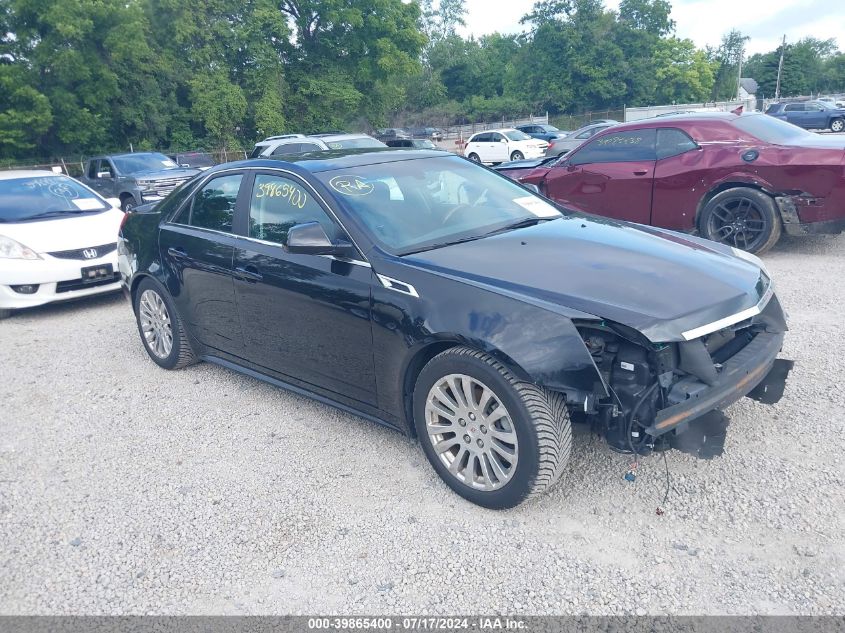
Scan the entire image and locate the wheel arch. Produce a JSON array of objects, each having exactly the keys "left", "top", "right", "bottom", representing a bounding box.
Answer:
[
  {"left": 400, "top": 339, "right": 534, "bottom": 438},
  {"left": 695, "top": 179, "right": 779, "bottom": 231}
]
